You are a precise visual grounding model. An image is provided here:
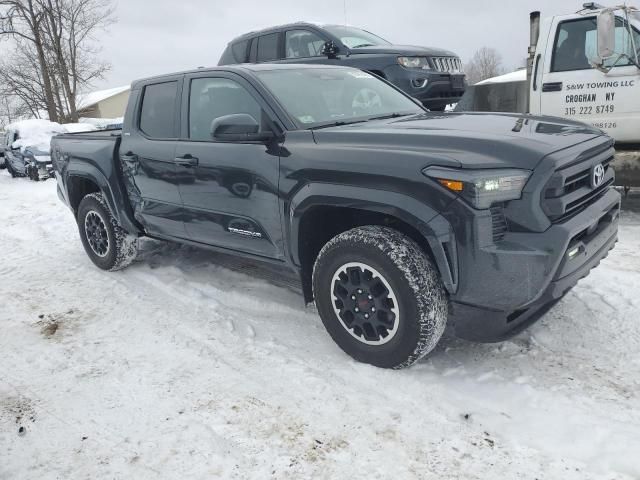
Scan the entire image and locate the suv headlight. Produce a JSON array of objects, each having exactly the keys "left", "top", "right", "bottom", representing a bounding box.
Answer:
[
  {"left": 423, "top": 167, "right": 531, "bottom": 209},
  {"left": 398, "top": 56, "right": 431, "bottom": 69}
]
